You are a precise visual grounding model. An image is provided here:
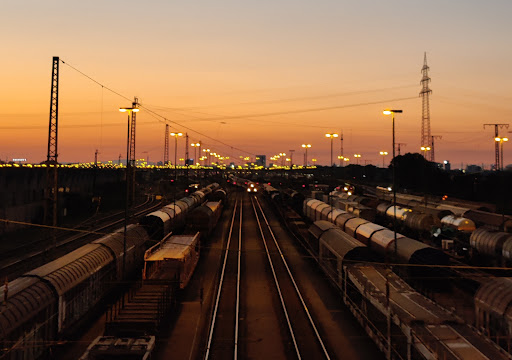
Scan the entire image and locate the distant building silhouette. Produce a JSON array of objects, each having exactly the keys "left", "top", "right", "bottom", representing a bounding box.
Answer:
[
  {"left": 255, "top": 155, "right": 266, "bottom": 168},
  {"left": 466, "top": 164, "right": 482, "bottom": 173}
]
